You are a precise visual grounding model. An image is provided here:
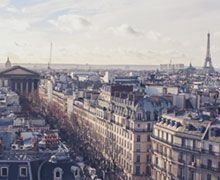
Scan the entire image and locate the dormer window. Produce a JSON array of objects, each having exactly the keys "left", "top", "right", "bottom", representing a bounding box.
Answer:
[
  {"left": 53, "top": 167, "right": 63, "bottom": 180},
  {"left": 20, "top": 167, "right": 27, "bottom": 177},
  {"left": 71, "top": 166, "right": 80, "bottom": 178},
  {"left": 146, "top": 112, "right": 151, "bottom": 121},
  {"left": 56, "top": 171, "right": 61, "bottom": 178},
  {"left": 75, "top": 169, "right": 78, "bottom": 176},
  {"left": 137, "top": 113, "right": 142, "bottom": 120},
  {"left": 1, "top": 167, "right": 8, "bottom": 176},
  {"left": 209, "top": 144, "right": 213, "bottom": 152}
]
